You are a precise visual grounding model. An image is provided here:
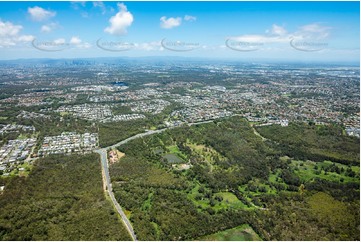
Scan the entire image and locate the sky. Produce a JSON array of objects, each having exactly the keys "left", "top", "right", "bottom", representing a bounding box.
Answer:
[{"left": 0, "top": 1, "right": 359, "bottom": 62}]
